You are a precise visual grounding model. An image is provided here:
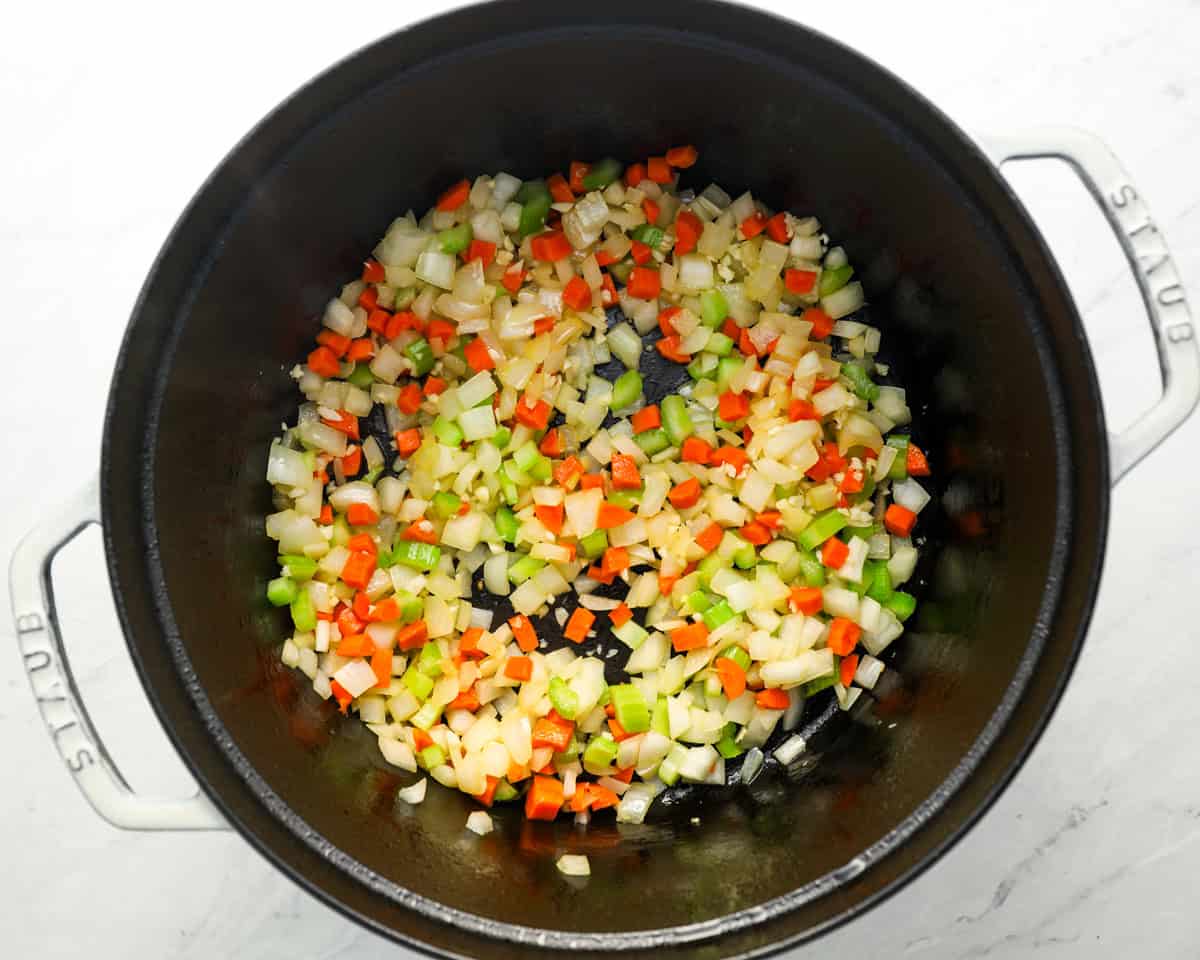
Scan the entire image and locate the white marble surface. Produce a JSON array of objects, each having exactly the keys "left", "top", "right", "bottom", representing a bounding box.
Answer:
[{"left": 3, "top": 1, "right": 1199, "bottom": 956}]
